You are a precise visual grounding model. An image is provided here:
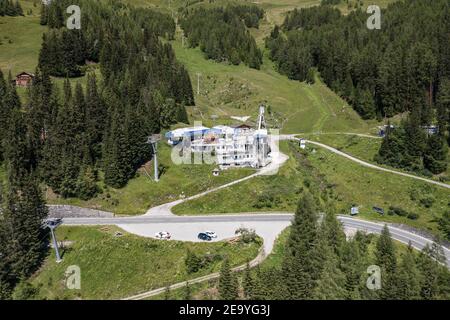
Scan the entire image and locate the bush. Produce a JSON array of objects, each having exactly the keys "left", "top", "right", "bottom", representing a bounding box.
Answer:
[
  {"left": 185, "top": 249, "right": 202, "bottom": 274},
  {"left": 235, "top": 227, "right": 259, "bottom": 244},
  {"left": 12, "top": 281, "right": 39, "bottom": 300},
  {"left": 388, "top": 206, "right": 408, "bottom": 217},
  {"left": 438, "top": 211, "right": 450, "bottom": 241},
  {"left": 253, "top": 192, "right": 280, "bottom": 209},
  {"left": 419, "top": 196, "right": 435, "bottom": 208},
  {"left": 185, "top": 250, "right": 222, "bottom": 274},
  {"left": 407, "top": 212, "right": 420, "bottom": 220}
]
